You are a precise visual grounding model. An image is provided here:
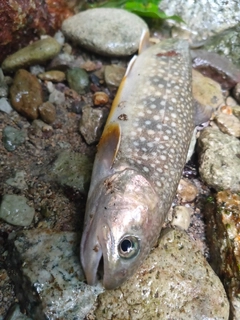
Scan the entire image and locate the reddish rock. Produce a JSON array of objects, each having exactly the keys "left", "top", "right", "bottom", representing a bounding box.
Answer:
[{"left": 10, "top": 69, "right": 43, "bottom": 120}]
